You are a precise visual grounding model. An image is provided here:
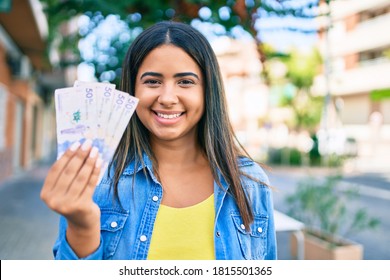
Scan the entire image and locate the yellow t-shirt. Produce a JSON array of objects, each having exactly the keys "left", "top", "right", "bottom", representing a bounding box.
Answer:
[{"left": 147, "top": 194, "right": 215, "bottom": 260}]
